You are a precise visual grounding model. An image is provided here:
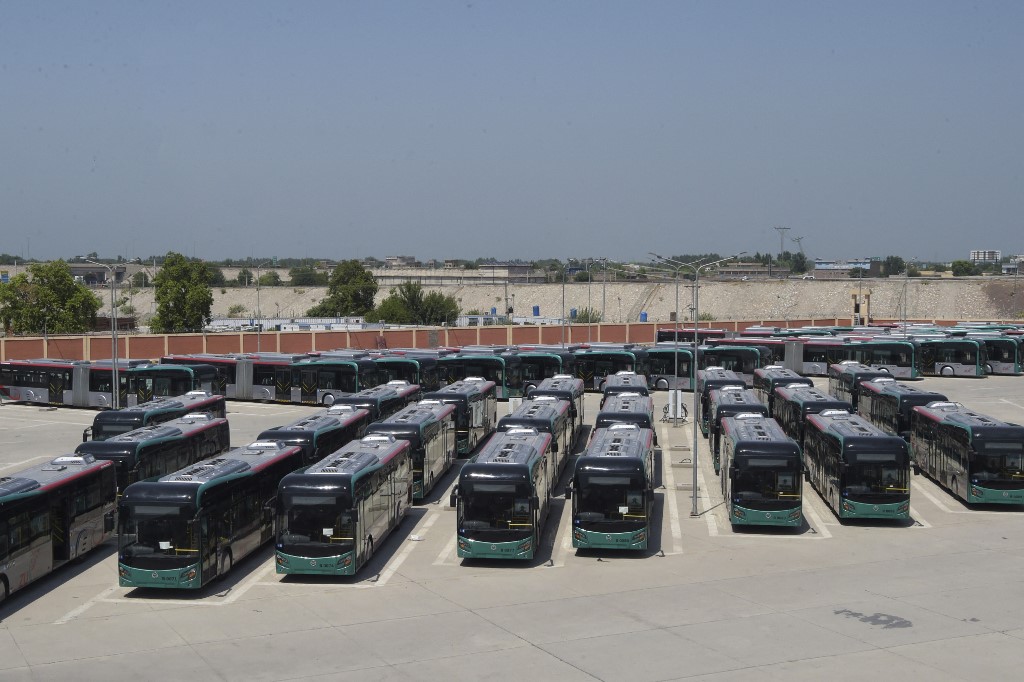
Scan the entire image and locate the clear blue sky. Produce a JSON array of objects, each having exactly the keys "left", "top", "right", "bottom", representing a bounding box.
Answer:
[{"left": 3, "top": 1, "right": 1022, "bottom": 264}]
